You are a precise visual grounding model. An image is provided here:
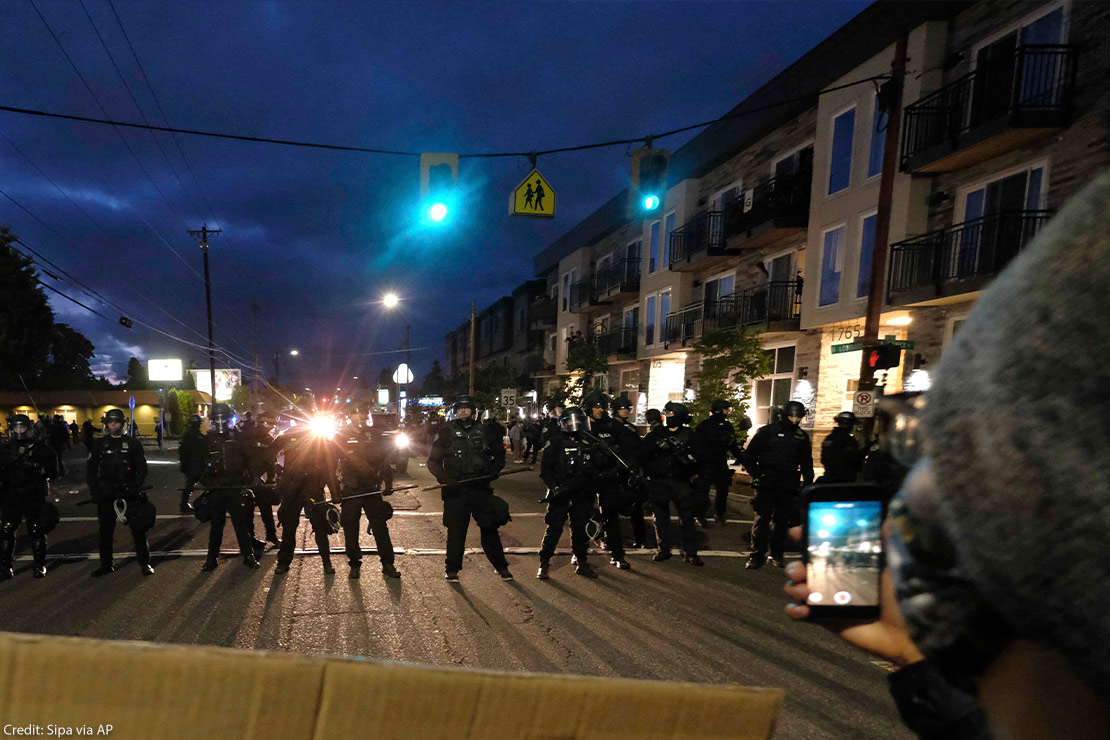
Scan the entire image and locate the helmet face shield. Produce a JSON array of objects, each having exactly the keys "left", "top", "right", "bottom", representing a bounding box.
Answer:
[
  {"left": 10, "top": 415, "right": 31, "bottom": 440},
  {"left": 558, "top": 407, "right": 587, "bottom": 434}
]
